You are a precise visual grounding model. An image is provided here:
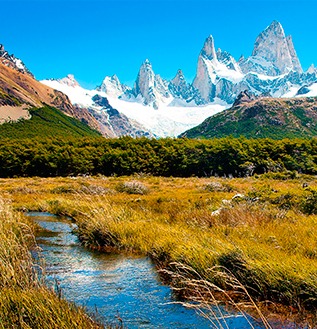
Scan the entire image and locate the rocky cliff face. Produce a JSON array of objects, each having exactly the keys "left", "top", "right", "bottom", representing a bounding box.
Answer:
[
  {"left": 0, "top": 58, "right": 101, "bottom": 132},
  {"left": 286, "top": 35, "right": 303, "bottom": 74},
  {"left": 217, "top": 48, "right": 242, "bottom": 72},
  {"left": 189, "top": 21, "right": 314, "bottom": 105},
  {"left": 90, "top": 94, "right": 153, "bottom": 137},
  {"left": 192, "top": 35, "right": 244, "bottom": 103},
  {"left": 59, "top": 74, "right": 80, "bottom": 88},
  {"left": 193, "top": 35, "right": 218, "bottom": 102},
  {"left": 170, "top": 69, "right": 187, "bottom": 93},
  {"left": 0, "top": 61, "right": 69, "bottom": 109},
  {"left": 168, "top": 69, "right": 203, "bottom": 104}
]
